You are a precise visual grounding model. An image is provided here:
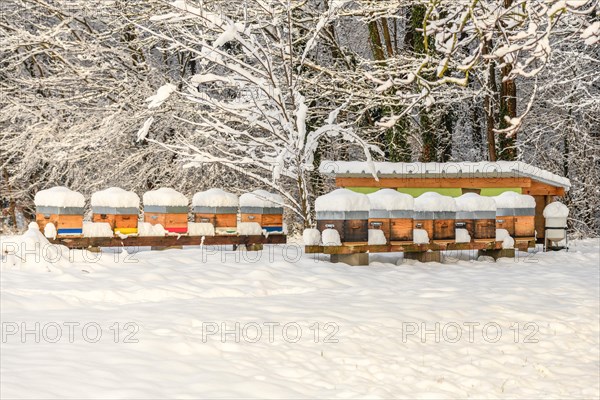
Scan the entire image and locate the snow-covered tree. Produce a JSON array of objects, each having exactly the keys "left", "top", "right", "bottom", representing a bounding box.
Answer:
[{"left": 138, "top": 0, "right": 382, "bottom": 226}]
